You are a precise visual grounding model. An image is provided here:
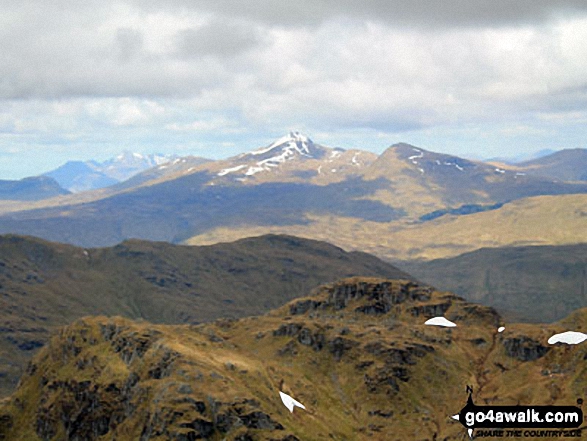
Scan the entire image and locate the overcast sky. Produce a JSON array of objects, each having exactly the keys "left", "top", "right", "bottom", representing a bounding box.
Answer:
[{"left": 1, "top": 1, "right": 587, "bottom": 178}]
